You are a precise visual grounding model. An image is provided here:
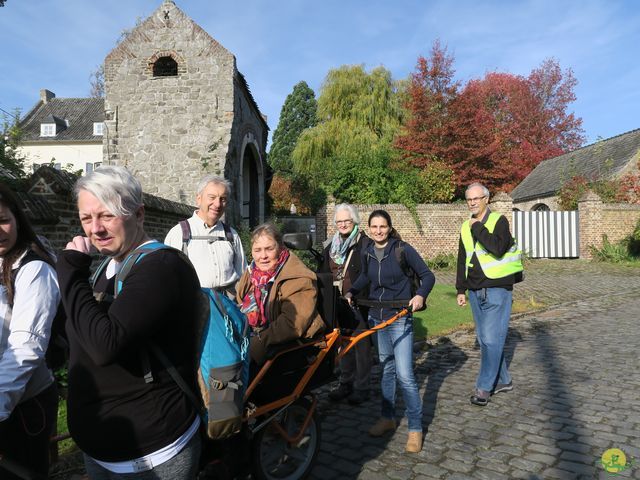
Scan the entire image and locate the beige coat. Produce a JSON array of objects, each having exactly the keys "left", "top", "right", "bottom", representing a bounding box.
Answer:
[{"left": 236, "top": 252, "right": 325, "bottom": 364}]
